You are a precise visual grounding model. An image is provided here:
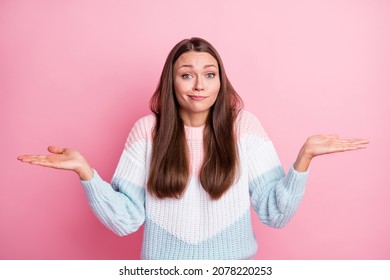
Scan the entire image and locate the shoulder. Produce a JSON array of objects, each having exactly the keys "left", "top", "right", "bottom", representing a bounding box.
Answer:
[
  {"left": 126, "top": 114, "right": 156, "bottom": 147},
  {"left": 235, "top": 109, "right": 269, "bottom": 139},
  {"left": 132, "top": 114, "right": 156, "bottom": 133}
]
